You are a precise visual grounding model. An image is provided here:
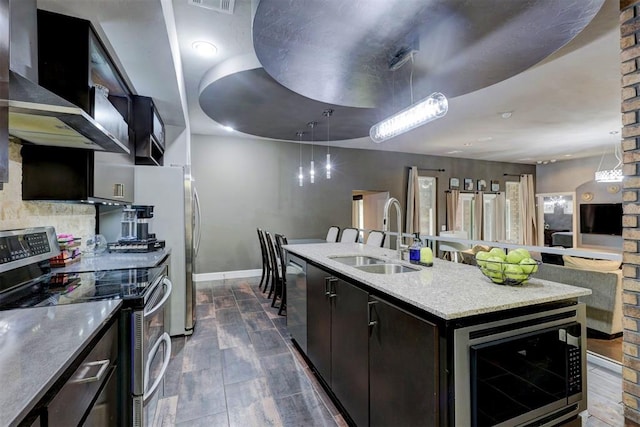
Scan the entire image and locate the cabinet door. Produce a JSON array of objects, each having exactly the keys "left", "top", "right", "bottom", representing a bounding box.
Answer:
[
  {"left": 286, "top": 254, "right": 307, "bottom": 353},
  {"left": 369, "top": 297, "right": 439, "bottom": 426},
  {"left": 306, "top": 264, "right": 332, "bottom": 382},
  {"left": 331, "top": 279, "right": 369, "bottom": 427},
  {"left": 94, "top": 151, "right": 135, "bottom": 203}
]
